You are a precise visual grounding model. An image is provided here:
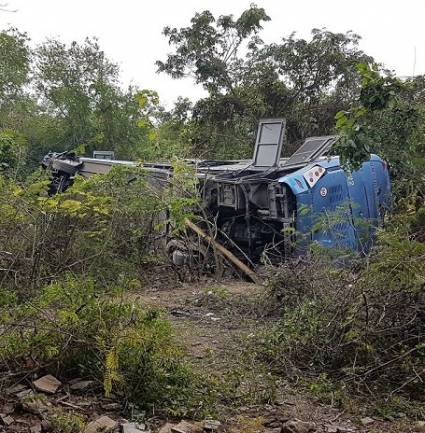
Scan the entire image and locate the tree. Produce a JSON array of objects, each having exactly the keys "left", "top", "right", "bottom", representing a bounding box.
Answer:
[
  {"left": 258, "top": 29, "right": 373, "bottom": 144},
  {"left": 0, "top": 129, "right": 26, "bottom": 173},
  {"left": 0, "top": 30, "right": 169, "bottom": 168},
  {"left": 34, "top": 38, "right": 118, "bottom": 151},
  {"left": 158, "top": 7, "right": 375, "bottom": 158},
  {"left": 156, "top": 4, "right": 270, "bottom": 95},
  {"left": 0, "top": 28, "right": 33, "bottom": 176},
  {"left": 334, "top": 64, "right": 425, "bottom": 204},
  {"left": 0, "top": 28, "right": 30, "bottom": 110},
  {"left": 149, "top": 97, "right": 194, "bottom": 160},
  {"left": 33, "top": 38, "right": 151, "bottom": 159}
]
